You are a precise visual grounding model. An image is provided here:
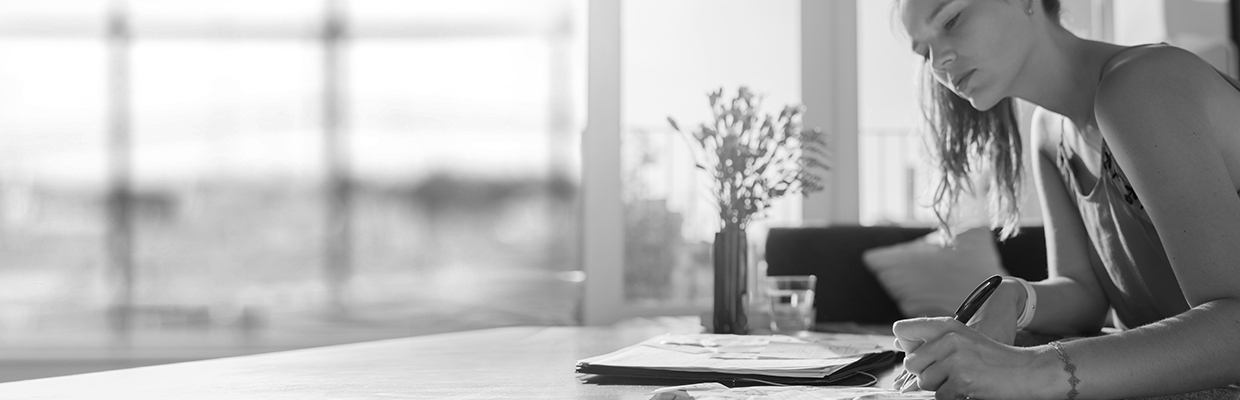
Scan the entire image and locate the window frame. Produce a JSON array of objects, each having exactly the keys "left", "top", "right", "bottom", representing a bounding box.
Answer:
[{"left": 0, "top": 0, "right": 586, "bottom": 351}]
